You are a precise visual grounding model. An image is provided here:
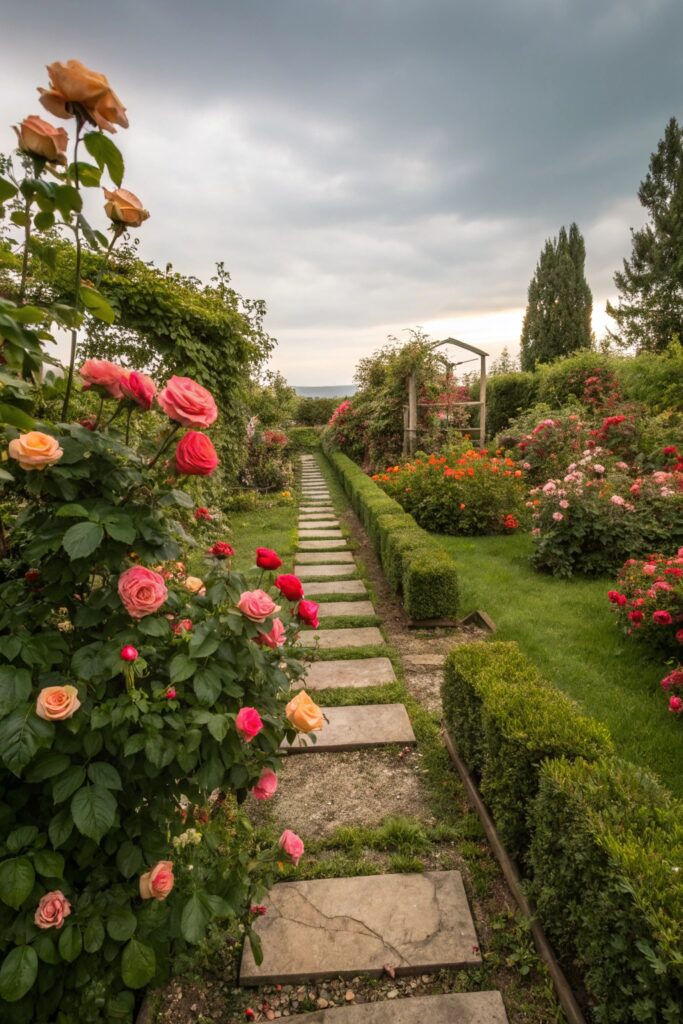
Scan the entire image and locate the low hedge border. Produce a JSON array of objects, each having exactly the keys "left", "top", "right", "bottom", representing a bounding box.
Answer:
[
  {"left": 321, "top": 448, "right": 459, "bottom": 621},
  {"left": 442, "top": 640, "right": 683, "bottom": 1024}
]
